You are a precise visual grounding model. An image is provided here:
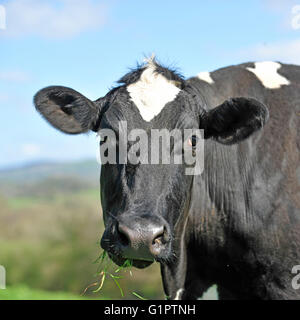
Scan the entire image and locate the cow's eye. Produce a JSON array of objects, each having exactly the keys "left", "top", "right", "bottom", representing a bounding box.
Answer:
[{"left": 188, "top": 135, "right": 198, "bottom": 148}]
